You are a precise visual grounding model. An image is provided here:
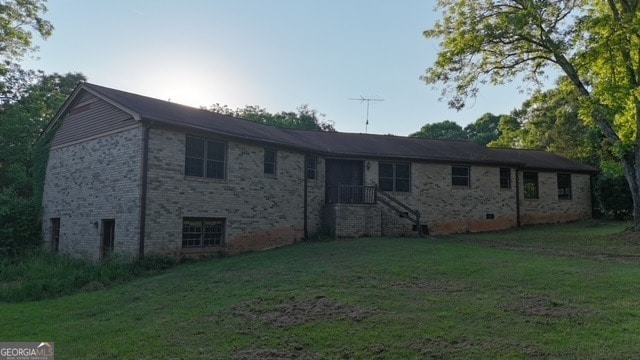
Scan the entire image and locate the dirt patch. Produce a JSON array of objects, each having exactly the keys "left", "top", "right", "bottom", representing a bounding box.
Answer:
[
  {"left": 502, "top": 295, "right": 593, "bottom": 318},
  {"left": 391, "top": 279, "right": 472, "bottom": 293},
  {"left": 232, "top": 348, "right": 318, "bottom": 360},
  {"left": 410, "top": 336, "right": 550, "bottom": 359},
  {"left": 465, "top": 239, "right": 640, "bottom": 263},
  {"left": 231, "top": 295, "right": 379, "bottom": 329}
]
